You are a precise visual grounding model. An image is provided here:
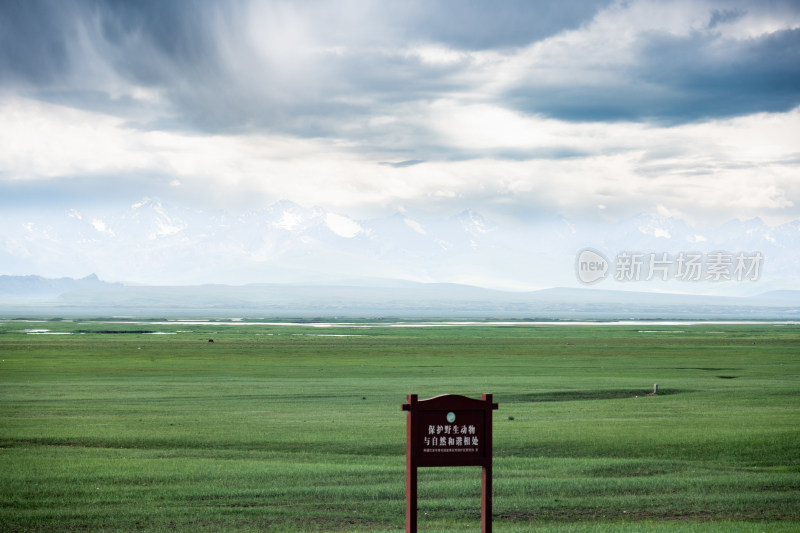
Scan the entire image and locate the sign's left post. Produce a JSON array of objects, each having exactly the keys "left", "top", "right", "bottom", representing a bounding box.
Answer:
[{"left": 402, "top": 394, "right": 418, "bottom": 533}]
